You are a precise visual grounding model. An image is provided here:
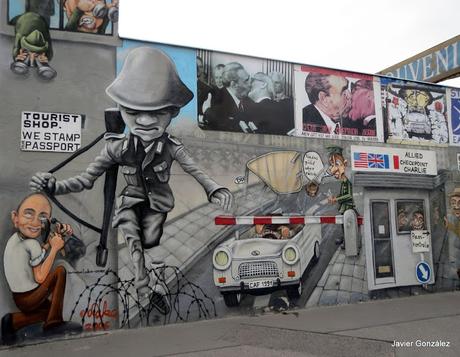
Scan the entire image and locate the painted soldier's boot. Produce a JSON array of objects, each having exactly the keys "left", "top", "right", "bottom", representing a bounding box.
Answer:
[
  {"left": 35, "top": 55, "right": 57, "bottom": 80},
  {"left": 149, "top": 262, "right": 171, "bottom": 315},
  {"left": 10, "top": 54, "right": 31, "bottom": 75}
]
